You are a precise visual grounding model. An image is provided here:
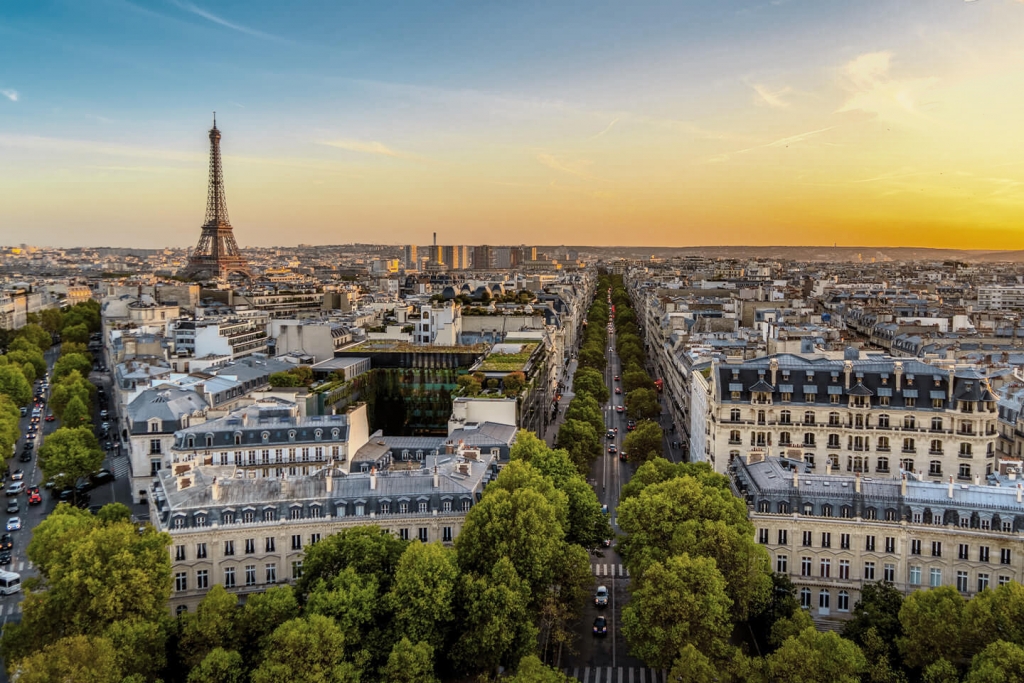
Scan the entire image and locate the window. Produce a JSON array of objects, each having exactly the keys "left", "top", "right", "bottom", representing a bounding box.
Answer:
[
  {"left": 780, "top": 410, "right": 791, "bottom": 424},
  {"left": 820, "top": 558, "right": 831, "bottom": 578},
  {"left": 263, "top": 509, "right": 276, "bottom": 522},
  {"left": 903, "top": 438, "right": 916, "bottom": 453},
  {"left": 175, "top": 572, "right": 187, "bottom": 592},
  {"left": 355, "top": 504, "right": 365, "bottom": 517},
  {"left": 911, "top": 539, "right": 921, "bottom": 555},
  {"left": 804, "top": 433, "right": 815, "bottom": 446},
  {"left": 197, "top": 569, "right": 209, "bottom": 590},
  {"left": 804, "top": 412, "right": 816, "bottom": 425},
  {"left": 980, "top": 546, "right": 990, "bottom": 563},
  {"left": 442, "top": 500, "right": 452, "bottom": 512},
  {"left": 224, "top": 567, "right": 236, "bottom": 588},
  {"left": 819, "top": 590, "right": 830, "bottom": 609},
  {"left": 802, "top": 531, "right": 812, "bottom": 547},
  {"left": 978, "top": 574, "right": 990, "bottom": 592},
  {"left": 777, "top": 555, "right": 788, "bottom": 573},
  {"left": 196, "top": 543, "right": 207, "bottom": 559},
  {"left": 418, "top": 501, "right": 428, "bottom": 513},
  {"left": 245, "top": 539, "right": 255, "bottom": 555},
  {"left": 175, "top": 545, "right": 186, "bottom": 562},
  {"left": 800, "top": 588, "right": 812, "bottom": 609},
  {"left": 957, "top": 571, "right": 969, "bottom": 593},
  {"left": 839, "top": 560, "right": 850, "bottom": 580},
  {"left": 730, "top": 408, "right": 741, "bottom": 422},
  {"left": 729, "top": 430, "right": 741, "bottom": 444},
  {"left": 291, "top": 534, "right": 302, "bottom": 550},
  {"left": 828, "top": 434, "right": 840, "bottom": 448},
  {"left": 910, "top": 566, "right": 921, "bottom": 585},
  {"left": 443, "top": 526, "right": 453, "bottom": 542},
  {"left": 399, "top": 528, "right": 409, "bottom": 541},
  {"left": 758, "top": 529, "right": 769, "bottom": 544},
  {"left": 838, "top": 590, "right": 850, "bottom": 612},
  {"left": 266, "top": 564, "right": 277, "bottom": 584},
  {"left": 864, "top": 562, "right": 875, "bottom": 580},
  {"left": 310, "top": 533, "right": 321, "bottom": 545},
  {"left": 959, "top": 543, "right": 970, "bottom": 560},
  {"left": 778, "top": 529, "right": 788, "bottom": 545},
  {"left": 224, "top": 540, "right": 235, "bottom": 556},
  {"left": 878, "top": 414, "right": 890, "bottom": 428},
  {"left": 829, "top": 412, "right": 840, "bottom": 426},
  {"left": 877, "top": 437, "right": 890, "bottom": 452},
  {"left": 1001, "top": 548, "right": 1012, "bottom": 565},
  {"left": 150, "top": 438, "right": 162, "bottom": 455},
  {"left": 930, "top": 568, "right": 942, "bottom": 587},
  {"left": 1000, "top": 575, "right": 1012, "bottom": 586},
  {"left": 801, "top": 557, "right": 812, "bottom": 577},
  {"left": 243, "top": 511, "right": 255, "bottom": 524},
  {"left": 865, "top": 535, "right": 876, "bottom": 552},
  {"left": 930, "top": 440, "right": 943, "bottom": 455},
  {"left": 840, "top": 533, "right": 850, "bottom": 550},
  {"left": 885, "top": 537, "right": 895, "bottom": 554},
  {"left": 882, "top": 563, "right": 894, "bottom": 582},
  {"left": 959, "top": 463, "right": 972, "bottom": 479},
  {"left": 292, "top": 561, "right": 303, "bottom": 579},
  {"left": 932, "top": 541, "right": 942, "bottom": 557},
  {"left": 265, "top": 537, "right": 275, "bottom": 553},
  {"left": 418, "top": 528, "right": 428, "bottom": 542},
  {"left": 821, "top": 532, "right": 831, "bottom": 548},
  {"left": 906, "top": 397, "right": 916, "bottom": 408}
]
